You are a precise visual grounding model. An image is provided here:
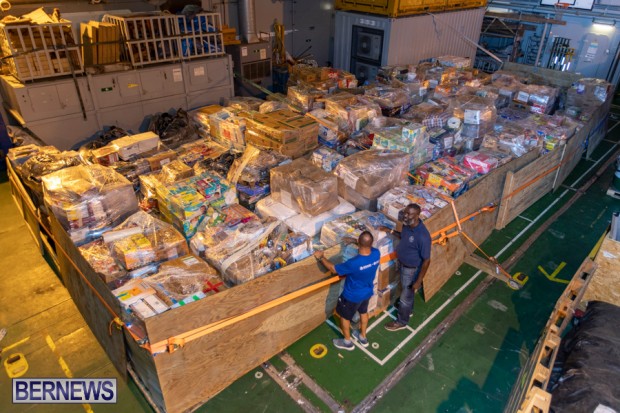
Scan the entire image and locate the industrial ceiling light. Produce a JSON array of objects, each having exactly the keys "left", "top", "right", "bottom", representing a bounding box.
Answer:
[{"left": 592, "top": 17, "right": 616, "bottom": 26}]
